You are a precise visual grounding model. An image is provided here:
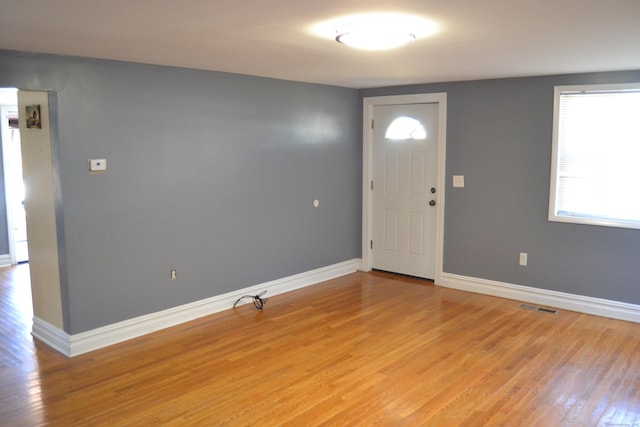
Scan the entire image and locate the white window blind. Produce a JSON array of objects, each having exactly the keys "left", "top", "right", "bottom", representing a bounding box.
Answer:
[{"left": 550, "top": 84, "right": 640, "bottom": 229}]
